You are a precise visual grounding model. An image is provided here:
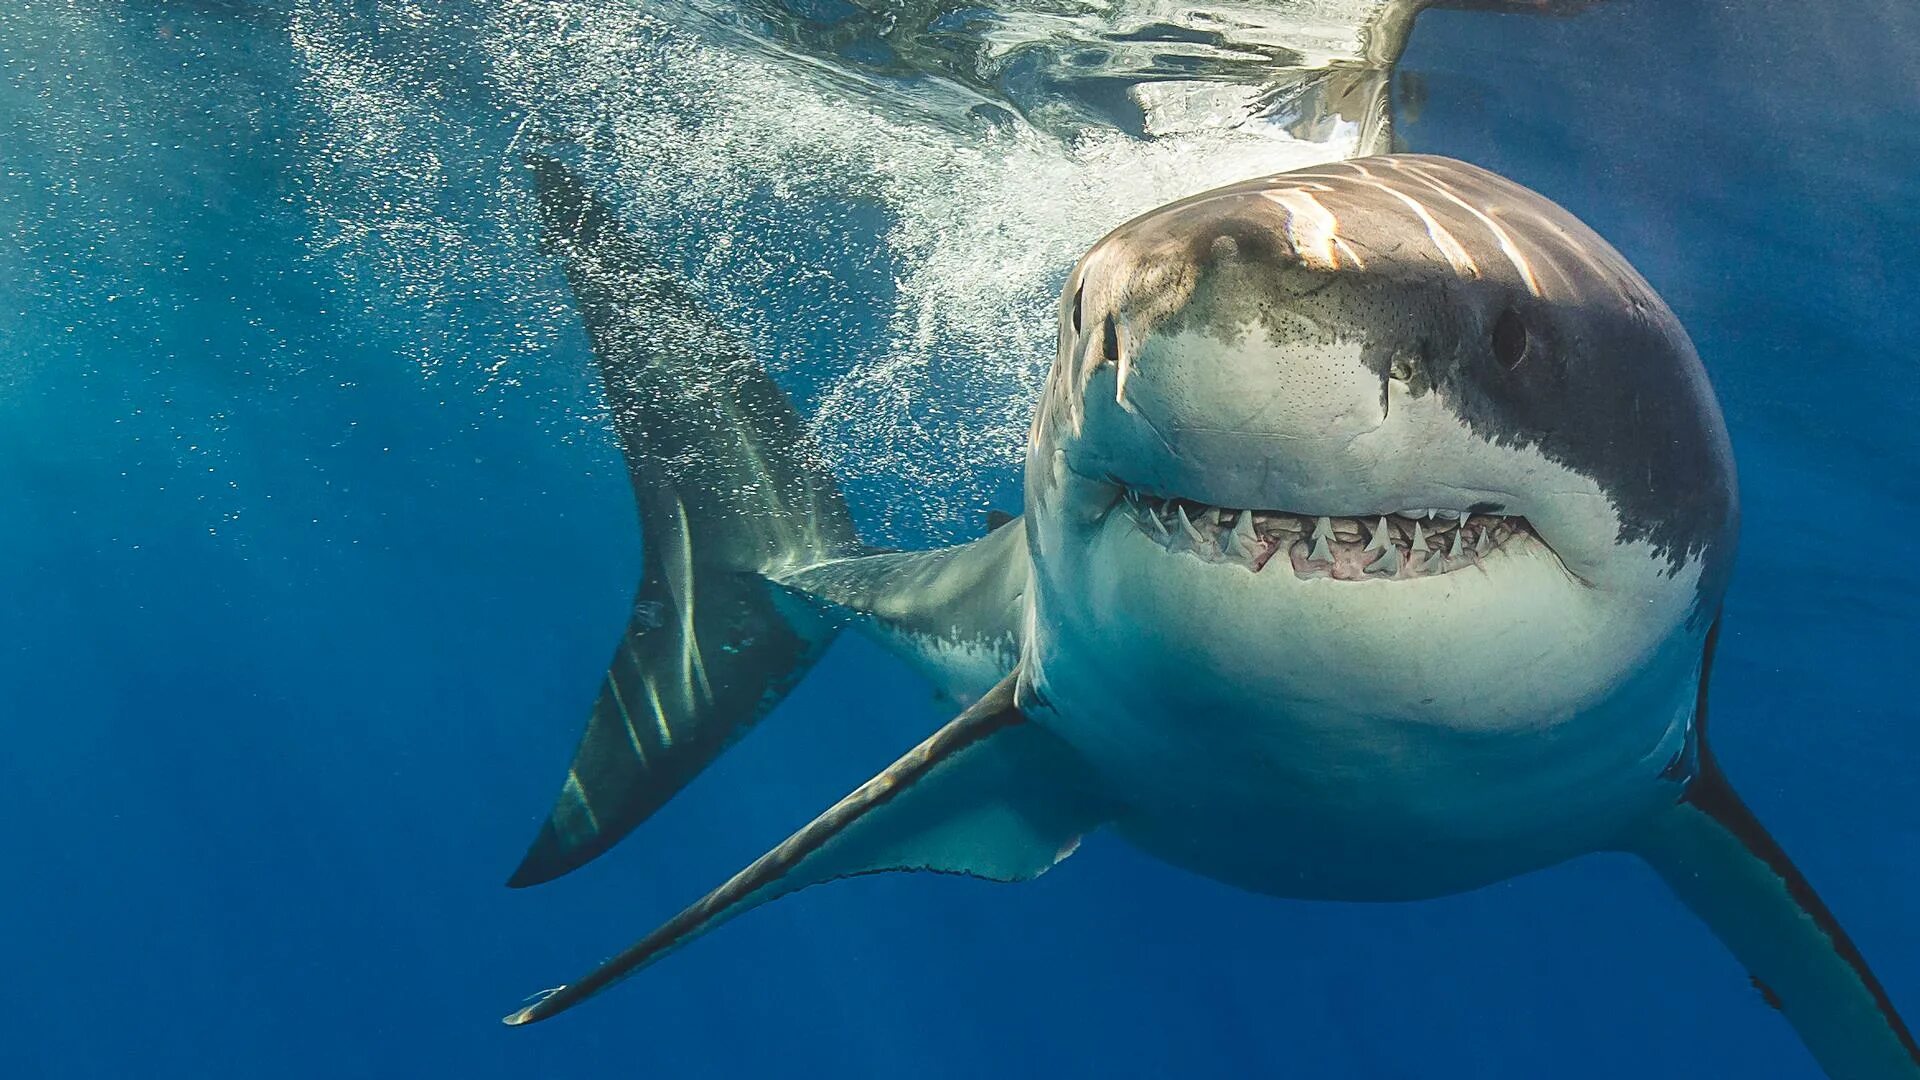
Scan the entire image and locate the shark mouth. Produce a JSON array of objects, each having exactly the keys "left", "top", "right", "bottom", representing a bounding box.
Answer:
[{"left": 1125, "top": 492, "right": 1536, "bottom": 581}]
